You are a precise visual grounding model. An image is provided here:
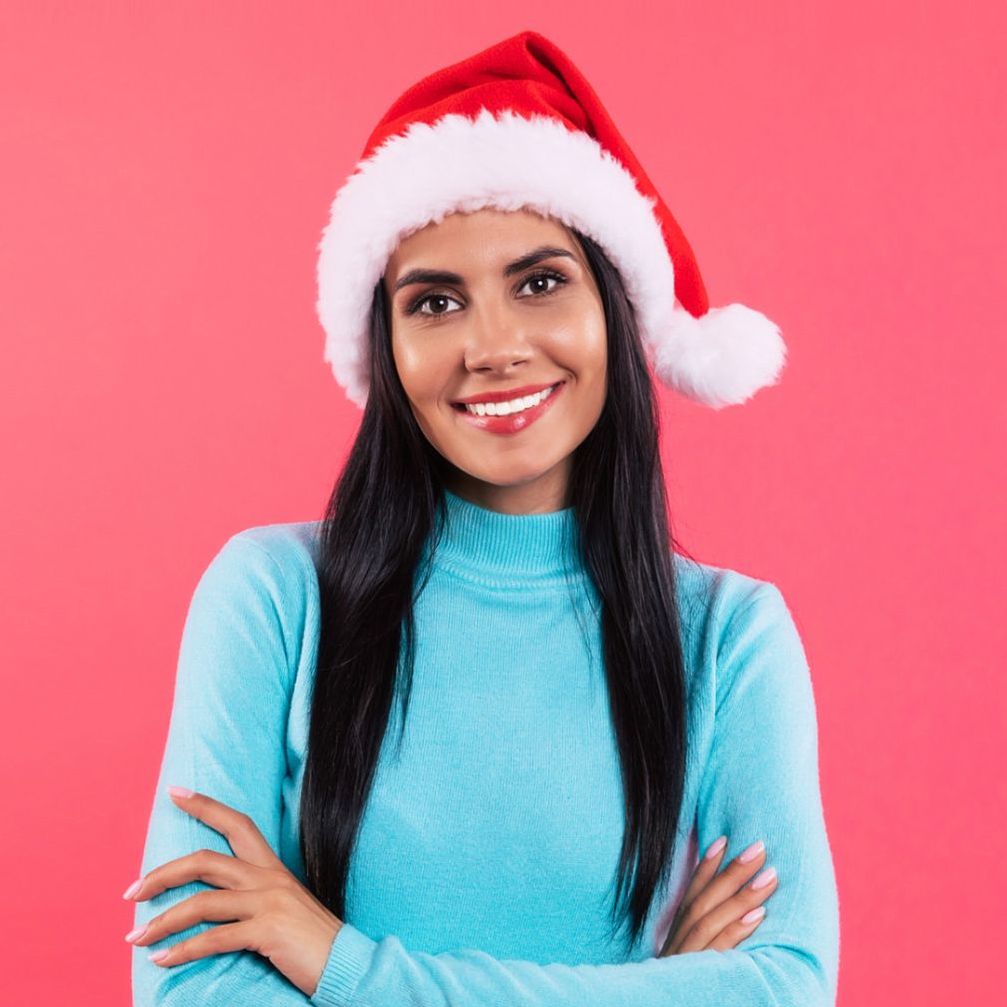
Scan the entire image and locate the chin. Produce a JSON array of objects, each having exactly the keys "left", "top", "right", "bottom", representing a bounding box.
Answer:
[{"left": 456, "top": 460, "right": 565, "bottom": 489}]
